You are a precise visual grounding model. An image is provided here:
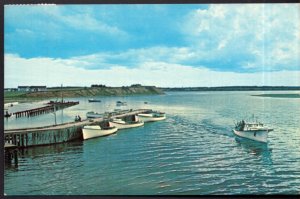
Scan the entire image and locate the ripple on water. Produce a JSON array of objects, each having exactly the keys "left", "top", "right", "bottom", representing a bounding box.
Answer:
[{"left": 4, "top": 92, "right": 300, "bottom": 195}]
